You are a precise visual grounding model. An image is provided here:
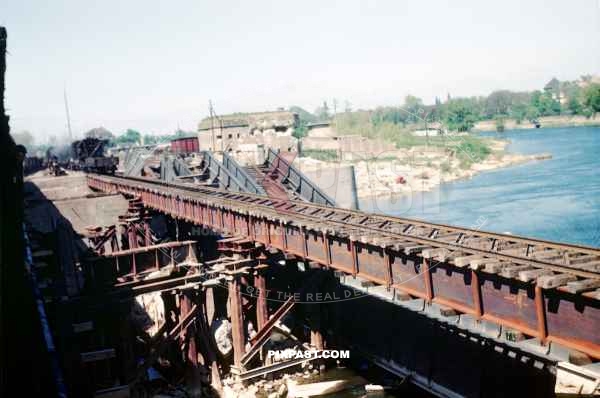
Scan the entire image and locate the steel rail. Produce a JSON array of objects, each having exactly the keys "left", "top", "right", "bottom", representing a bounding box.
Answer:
[
  {"left": 110, "top": 173, "right": 600, "bottom": 254},
  {"left": 90, "top": 174, "right": 600, "bottom": 280}
]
